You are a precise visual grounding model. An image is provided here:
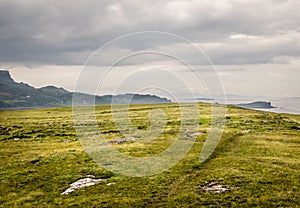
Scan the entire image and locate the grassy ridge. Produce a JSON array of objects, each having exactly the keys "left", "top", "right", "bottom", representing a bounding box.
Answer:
[{"left": 0, "top": 103, "right": 299, "bottom": 207}]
